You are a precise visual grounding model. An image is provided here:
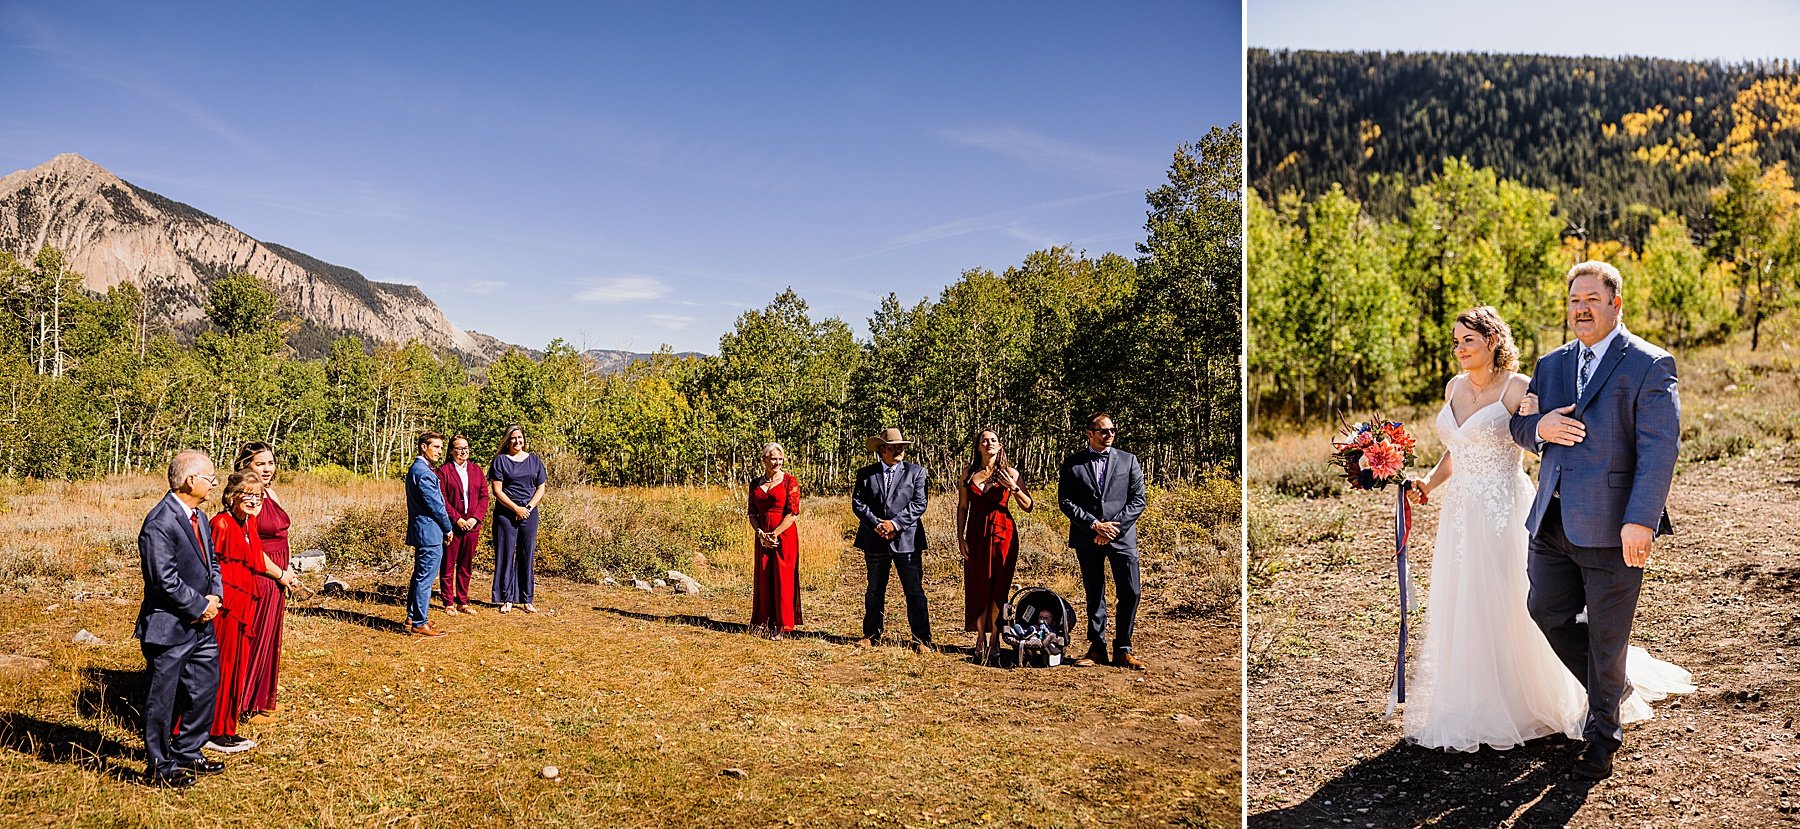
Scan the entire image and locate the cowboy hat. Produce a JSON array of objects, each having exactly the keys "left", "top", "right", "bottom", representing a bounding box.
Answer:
[{"left": 865, "top": 427, "right": 913, "bottom": 454}]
